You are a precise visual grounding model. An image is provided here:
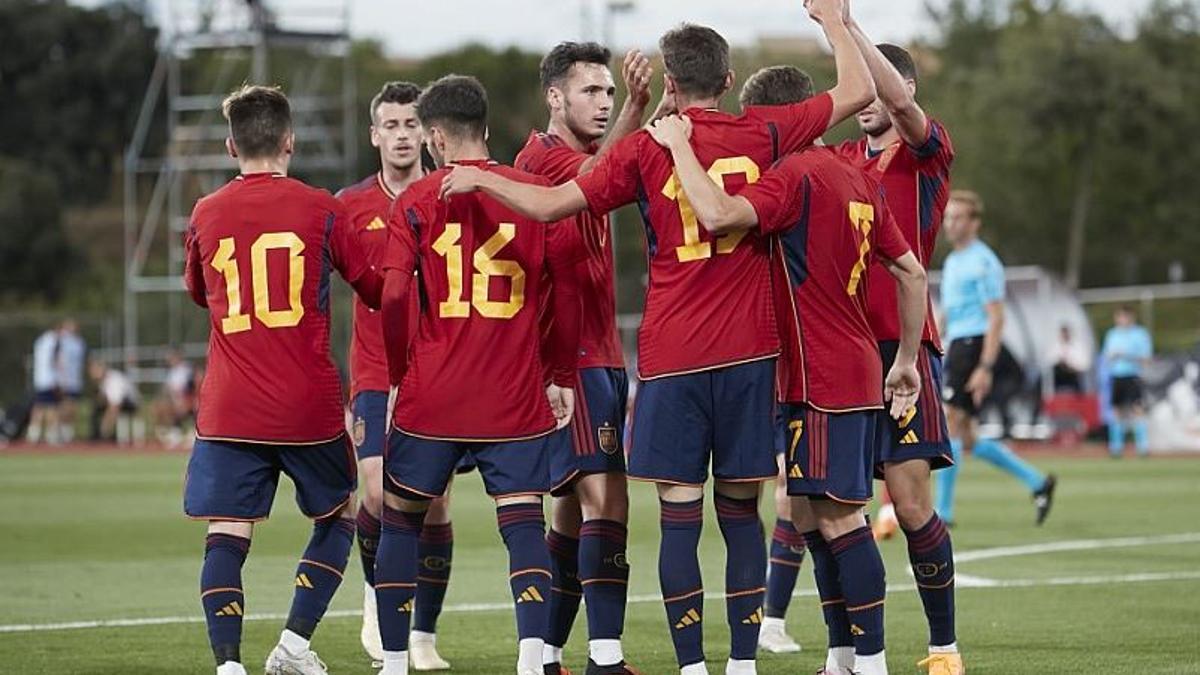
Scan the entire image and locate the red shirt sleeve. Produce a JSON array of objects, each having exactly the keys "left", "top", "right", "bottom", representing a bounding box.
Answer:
[
  {"left": 748, "top": 92, "right": 834, "bottom": 156},
  {"left": 329, "top": 198, "right": 383, "bottom": 309},
  {"left": 542, "top": 219, "right": 584, "bottom": 386},
  {"left": 522, "top": 139, "right": 588, "bottom": 184},
  {"left": 738, "top": 158, "right": 809, "bottom": 235},
  {"left": 382, "top": 193, "right": 422, "bottom": 386},
  {"left": 573, "top": 132, "right": 642, "bottom": 216},
  {"left": 871, "top": 192, "right": 913, "bottom": 263},
  {"left": 183, "top": 219, "right": 207, "bottom": 308}
]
